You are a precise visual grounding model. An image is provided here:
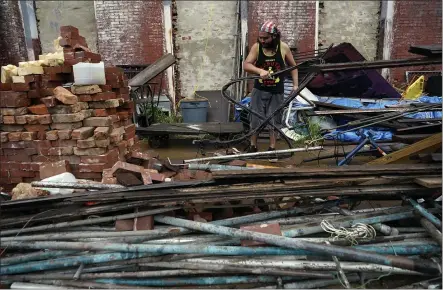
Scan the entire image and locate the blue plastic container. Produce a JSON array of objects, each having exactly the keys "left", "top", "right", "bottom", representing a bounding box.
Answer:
[{"left": 180, "top": 100, "right": 209, "bottom": 123}]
